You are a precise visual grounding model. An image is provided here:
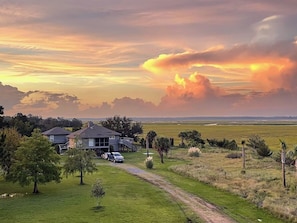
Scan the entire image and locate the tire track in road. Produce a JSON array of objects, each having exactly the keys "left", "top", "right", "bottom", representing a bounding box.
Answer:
[{"left": 111, "top": 163, "right": 237, "bottom": 223}]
